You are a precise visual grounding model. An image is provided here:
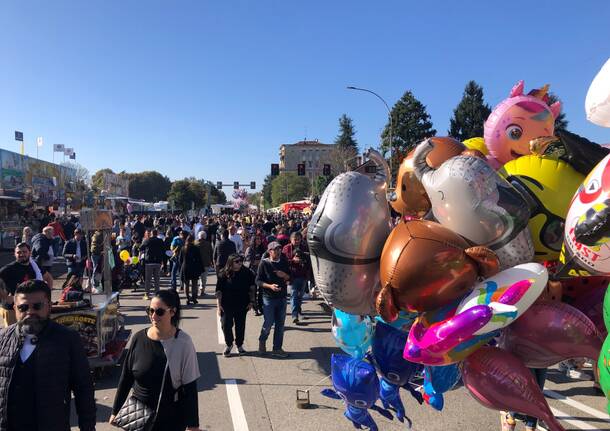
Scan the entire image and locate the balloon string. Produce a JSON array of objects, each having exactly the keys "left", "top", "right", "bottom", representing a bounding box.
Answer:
[{"left": 302, "top": 374, "right": 331, "bottom": 392}]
